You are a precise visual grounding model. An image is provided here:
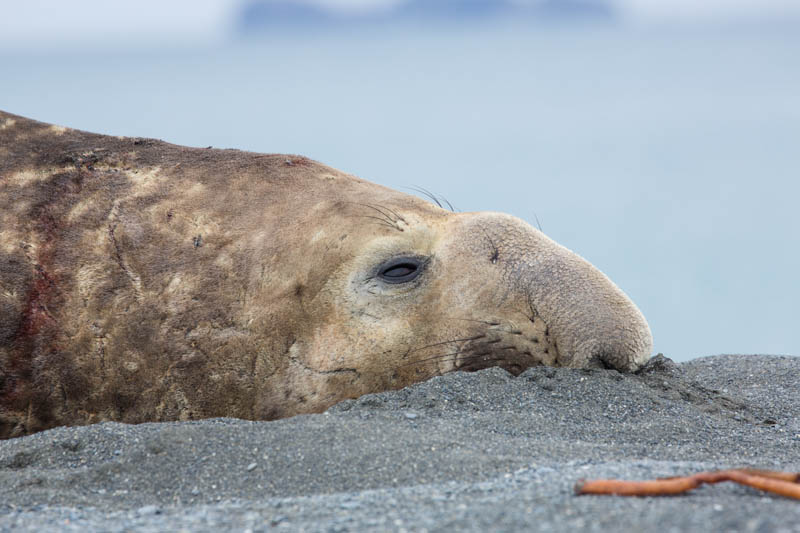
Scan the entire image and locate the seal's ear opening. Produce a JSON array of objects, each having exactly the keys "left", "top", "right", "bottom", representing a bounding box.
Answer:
[{"left": 377, "top": 256, "right": 425, "bottom": 284}]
